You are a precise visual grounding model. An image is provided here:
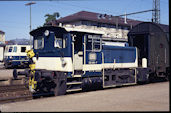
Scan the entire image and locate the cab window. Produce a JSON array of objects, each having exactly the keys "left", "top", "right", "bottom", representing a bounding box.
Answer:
[
  {"left": 86, "top": 35, "right": 102, "bottom": 51},
  {"left": 54, "top": 37, "right": 62, "bottom": 48},
  {"left": 34, "top": 36, "right": 44, "bottom": 49},
  {"left": 54, "top": 35, "right": 67, "bottom": 49}
]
